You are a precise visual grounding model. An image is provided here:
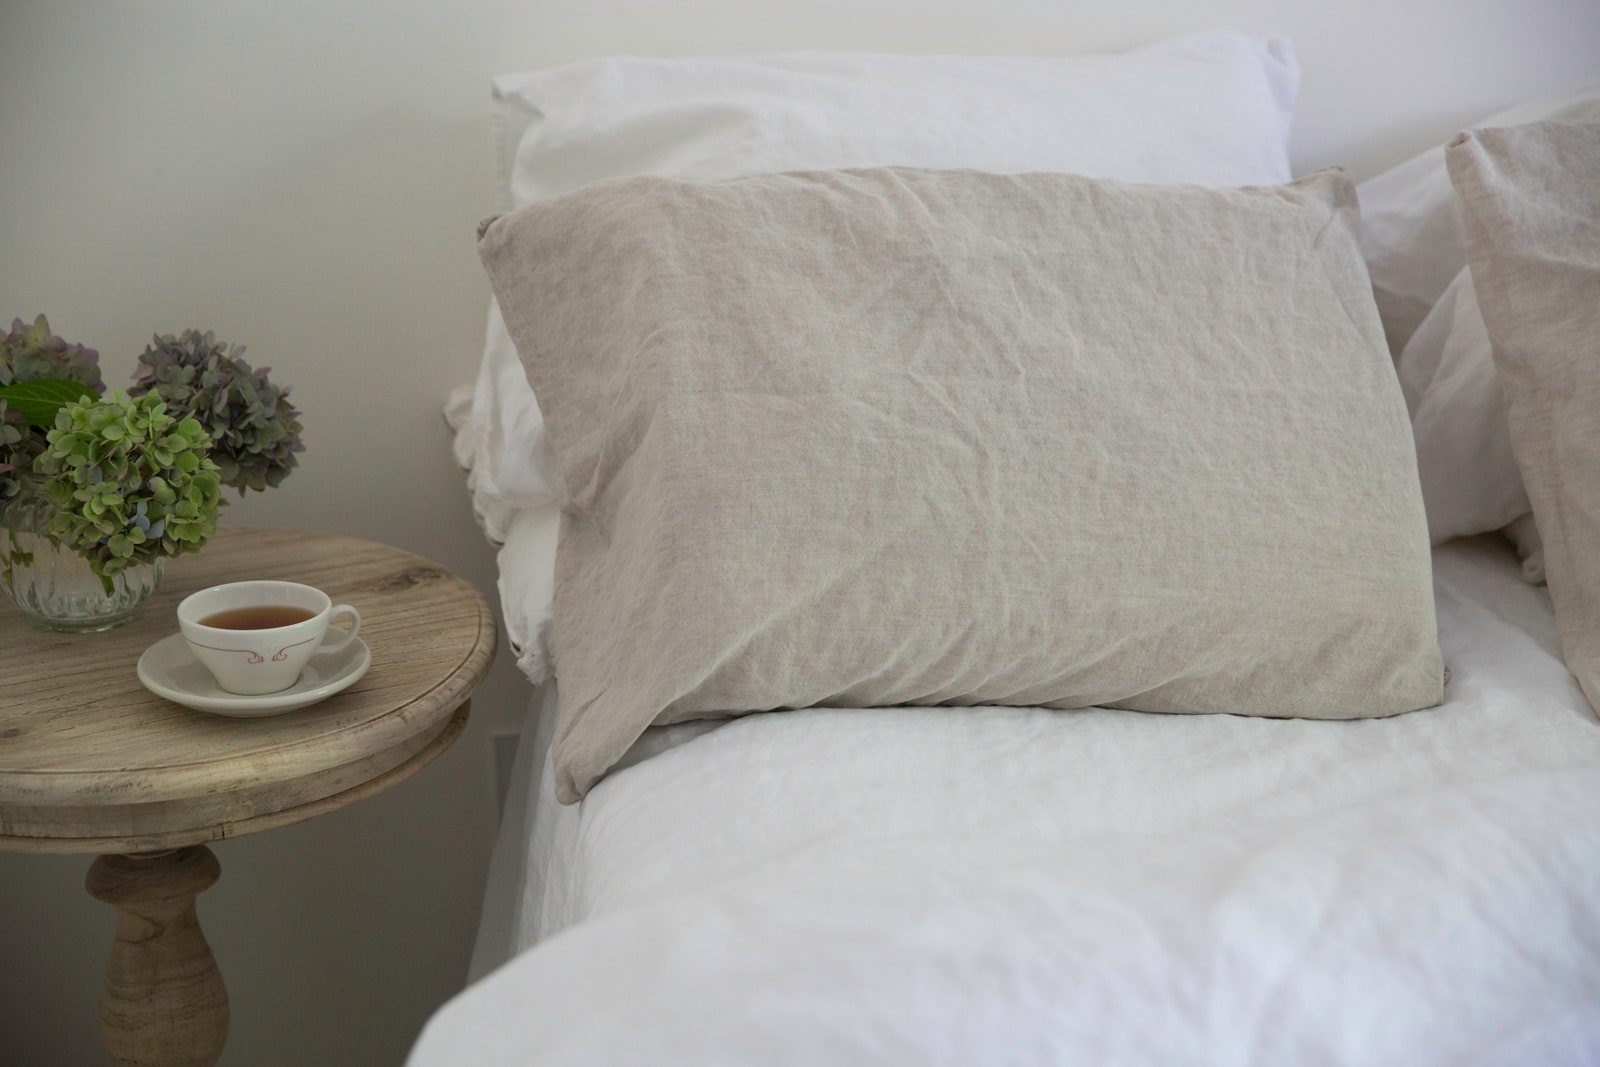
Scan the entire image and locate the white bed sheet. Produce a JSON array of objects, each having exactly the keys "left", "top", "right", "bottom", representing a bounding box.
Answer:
[{"left": 432, "top": 536, "right": 1600, "bottom": 1065}]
